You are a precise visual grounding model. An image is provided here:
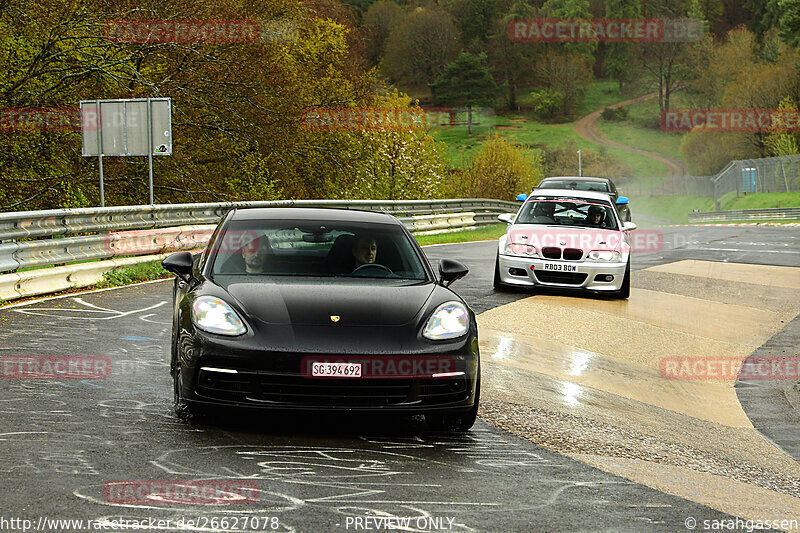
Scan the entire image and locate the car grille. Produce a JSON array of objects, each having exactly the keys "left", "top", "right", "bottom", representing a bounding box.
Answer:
[
  {"left": 563, "top": 248, "right": 583, "bottom": 260},
  {"left": 196, "top": 368, "right": 470, "bottom": 407},
  {"left": 534, "top": 271, "right": 588, "bottom": 285},
  {"left": 258, "top": 375, "right": 411, "bottom": 406},
  {"left": 541, "top": 247, "right": 561, "bottom": 259}
]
